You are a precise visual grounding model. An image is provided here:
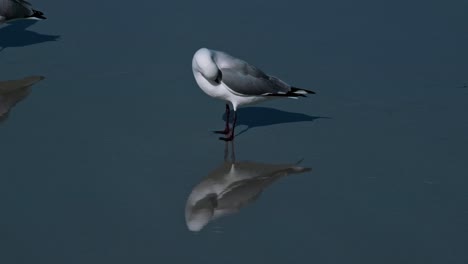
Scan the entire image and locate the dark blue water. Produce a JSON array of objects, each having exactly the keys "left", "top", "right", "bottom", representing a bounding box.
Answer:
[{"left": 1, "top": 0, "right": 467, "bottom": 263}]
